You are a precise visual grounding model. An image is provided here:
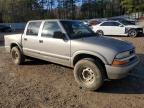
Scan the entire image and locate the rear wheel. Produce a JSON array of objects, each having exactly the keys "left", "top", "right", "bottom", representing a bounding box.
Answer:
[
  {"left": 128, "top": 29, "right": 138, "bottom": 38},
  {"left": 11, "top": 46, "right": 25, "bottom": 65},
  {"left": 74, "top": 58, "right": 104, "bottom": 91}
]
